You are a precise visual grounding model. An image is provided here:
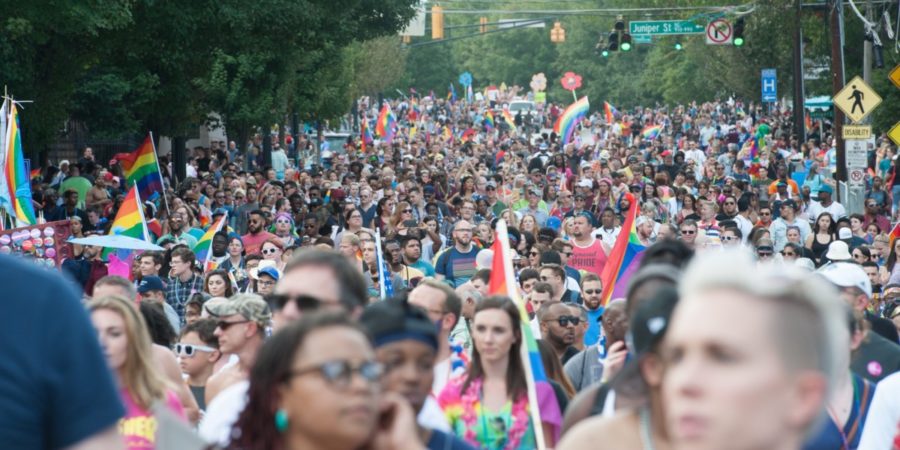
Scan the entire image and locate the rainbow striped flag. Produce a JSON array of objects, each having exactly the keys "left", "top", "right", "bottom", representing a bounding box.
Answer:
[
  {"left": 553, "top": 96, "right": 590, "bottom": 147},
  {"left": 360, "top": 118, "right": 373, "bottom": 152},
  {"left": 641, "top": 124, "right": 663, "bottom": 141},
  {"left": 0, "top": 100, "right": 37, "bottom": 225},
  {"left": 889, "top": 223, "right": 900, "bottom": 250},
  {"left": 747, "top": 137, "right": 762, "bottom": 182},
  {"left": 489, "top": 220, "right": 562, "bottom": 446},
  {"left": 375, "top": 104, "right": 397, "bottom": 143},
  {"left": 483, "top": 110, "right": 495, "bottom": 130},
  {"left": 501, "top": 108, "right": 517, "bottom": 130},
  {"left": 108, "top": 186, "right": 150, "bottom": 241},
  {"left": 30, "top": 168, "right": 40, "bottom": 181},
  {"left": 114, "top": 134, "right": 164, "bottom": 203},
  {"left": 193, "top": 213, "right": 228, "bottom": 269},
  {"left": 447, "top": 83, "right": 457, "bottom": 103},
  {"left": 603, "top": 101, "right": 619, "bottom": 123},
  {"left": 599, "top": 193, "right": 647, "bottom": 306}
]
